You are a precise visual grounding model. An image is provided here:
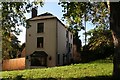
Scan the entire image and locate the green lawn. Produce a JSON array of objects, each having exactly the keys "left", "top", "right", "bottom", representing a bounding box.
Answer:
[{"left": 1, "top": 60, "right": 113, "bottom": 80}]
